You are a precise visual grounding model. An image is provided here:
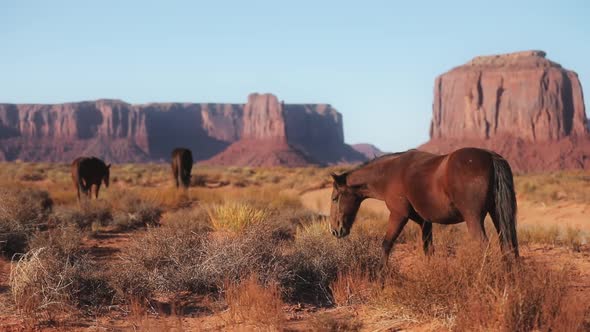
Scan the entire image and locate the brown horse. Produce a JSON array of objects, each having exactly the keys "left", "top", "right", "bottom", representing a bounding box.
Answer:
[
  {"left": 329, "top": 148, "right": 518, "bottom": 267},
  {"left": 171, "top": 148, "right": 193, "bottom": 189},
  {"left": 71, "top": 157, "right": 111, "bottom": 201}
]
